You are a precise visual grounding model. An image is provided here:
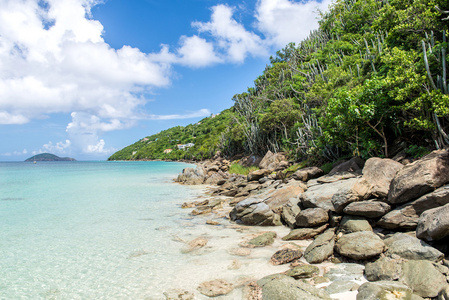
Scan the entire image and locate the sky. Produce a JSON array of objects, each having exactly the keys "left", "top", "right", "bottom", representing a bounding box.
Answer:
[{"left": 0, "top": 0, "right": 332, "bottom": 161}]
